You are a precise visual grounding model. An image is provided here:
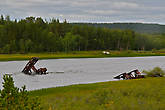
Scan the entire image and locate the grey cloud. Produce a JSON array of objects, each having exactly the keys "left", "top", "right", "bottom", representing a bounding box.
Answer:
[{"left": 0, "top": 0, "right": 165, "bottom": 24}]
